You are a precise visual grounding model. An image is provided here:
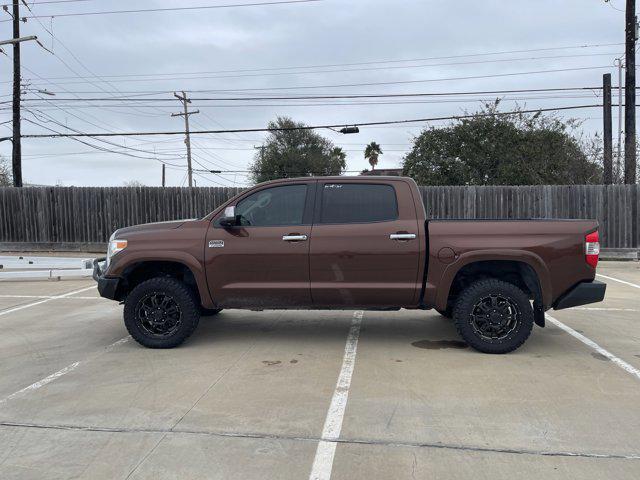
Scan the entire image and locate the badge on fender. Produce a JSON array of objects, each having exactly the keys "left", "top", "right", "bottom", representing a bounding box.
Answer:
[{"left": 209, "top": 240, "right": 224, "bottom": 248}]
